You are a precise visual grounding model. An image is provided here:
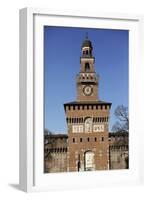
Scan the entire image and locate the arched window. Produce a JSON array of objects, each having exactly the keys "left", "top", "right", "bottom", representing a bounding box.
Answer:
[
  {"left": 85, "top": 117, "right": 92, "bottom": 133},
  {"left": 85, "top": 63, "right": 90, "bottom": 72}
]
